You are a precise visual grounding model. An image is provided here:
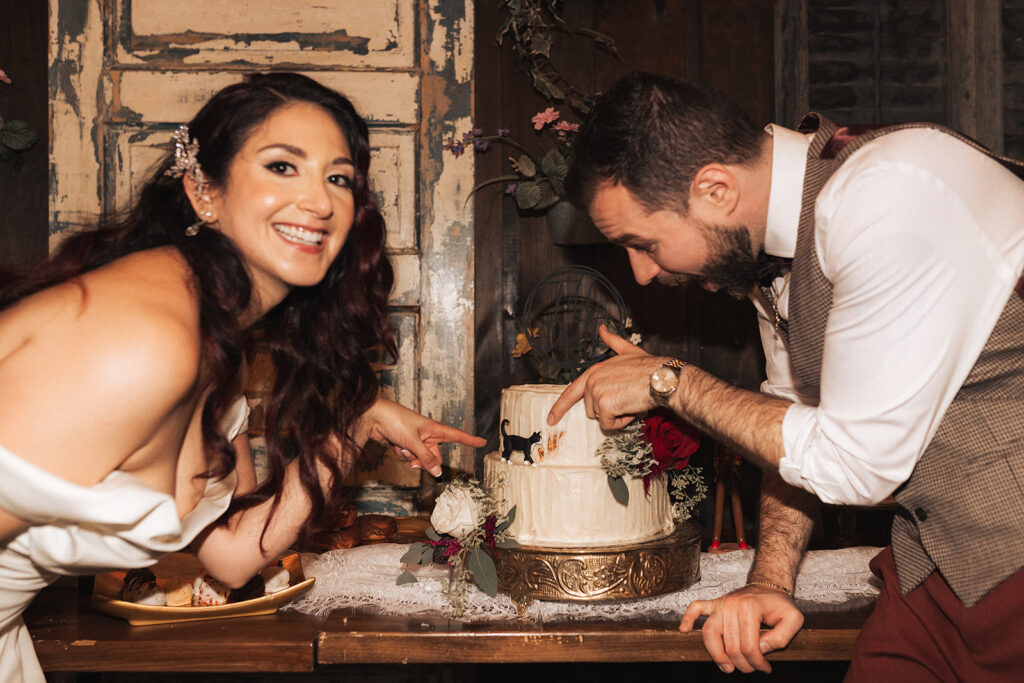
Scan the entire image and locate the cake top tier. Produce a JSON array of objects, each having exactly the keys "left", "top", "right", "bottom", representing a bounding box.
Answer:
[{"left": 498, "top": 384, "right": 610, "bottom": 467}]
